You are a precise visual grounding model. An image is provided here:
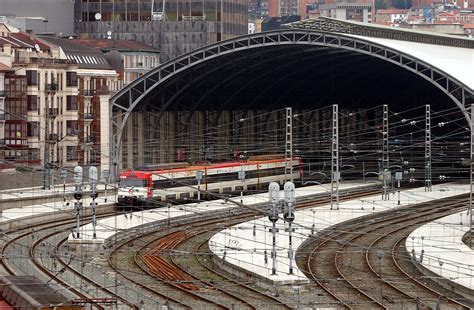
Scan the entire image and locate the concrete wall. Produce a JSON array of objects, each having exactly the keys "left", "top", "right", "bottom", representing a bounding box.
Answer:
[
  {"left": 75, "top": 20, "right": 214, "bottom": 62},
  {"left": 409, "top": 24, "right": 465, "bottom": 35}
]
